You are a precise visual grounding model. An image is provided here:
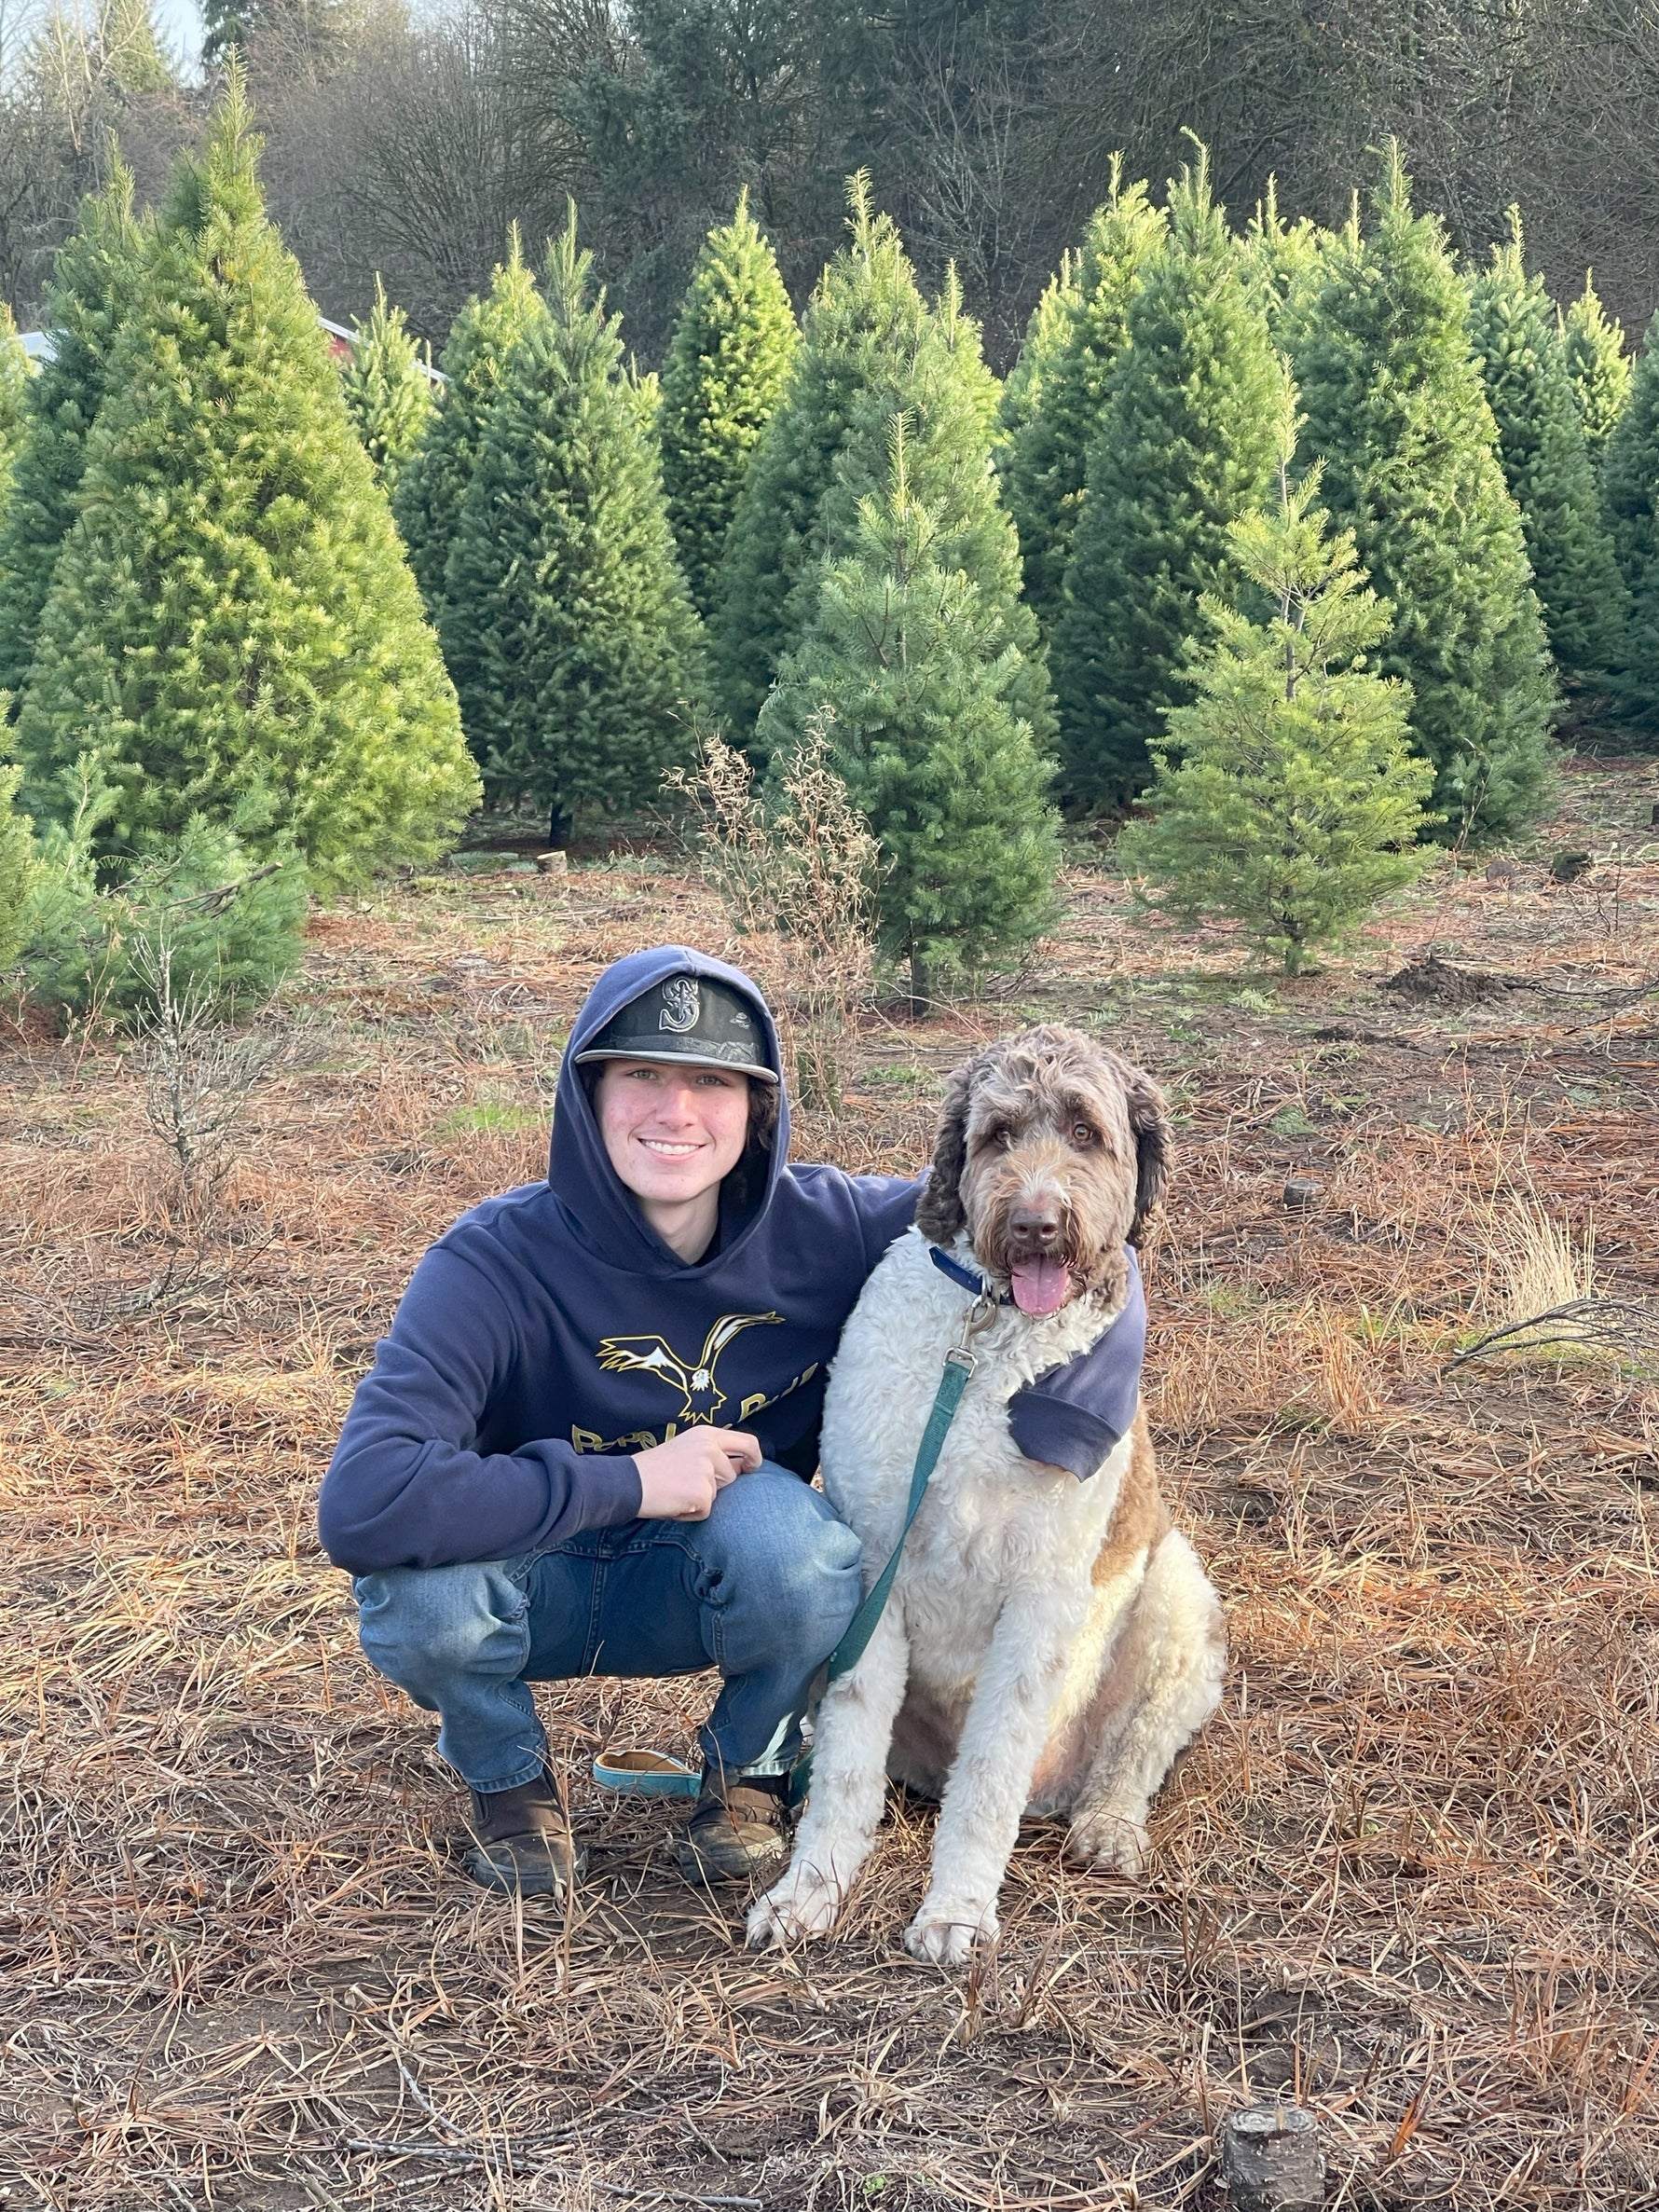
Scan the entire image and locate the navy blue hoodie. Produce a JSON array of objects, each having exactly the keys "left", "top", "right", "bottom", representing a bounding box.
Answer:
[{"left": 320, "top": 947, "right": 920, "bottom": 1573}]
